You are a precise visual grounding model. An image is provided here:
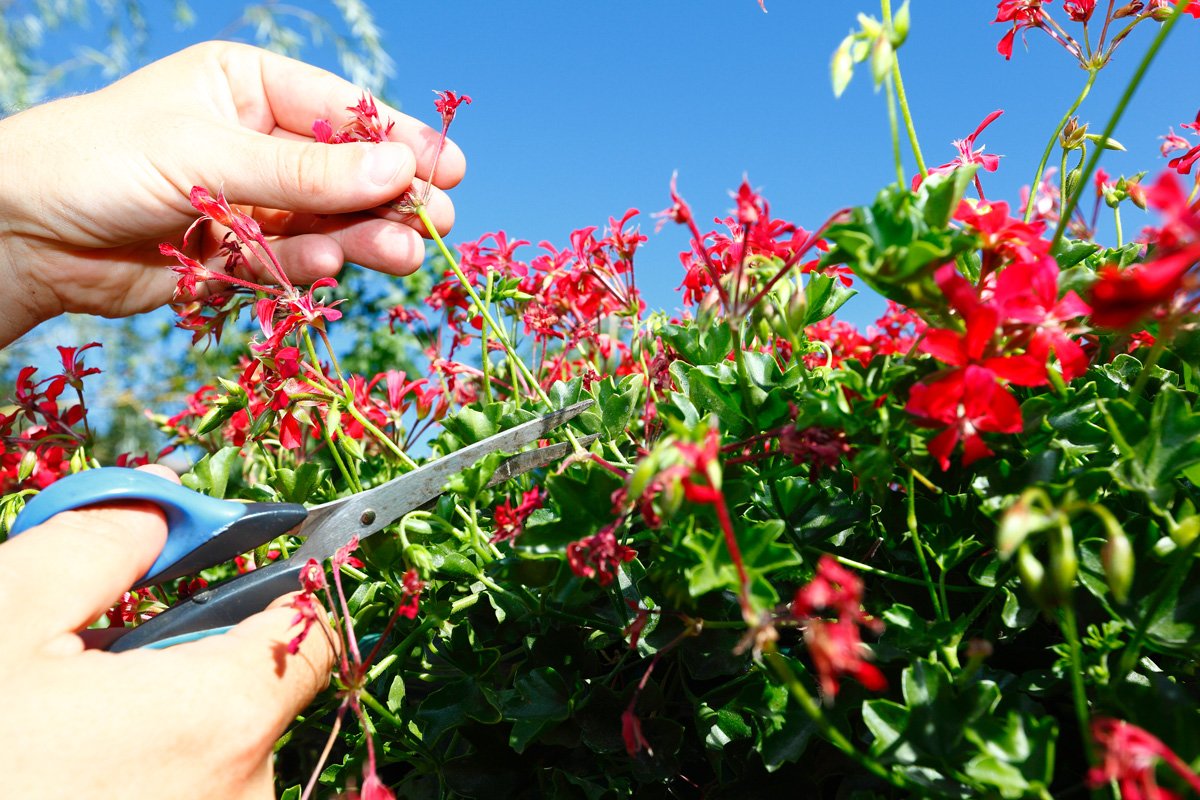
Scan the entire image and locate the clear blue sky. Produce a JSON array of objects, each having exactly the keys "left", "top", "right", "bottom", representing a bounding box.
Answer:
[{"left": 17, "top": 1, "right": 1200, "bottom": 327}]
